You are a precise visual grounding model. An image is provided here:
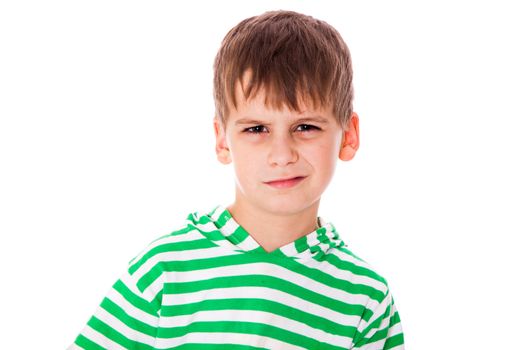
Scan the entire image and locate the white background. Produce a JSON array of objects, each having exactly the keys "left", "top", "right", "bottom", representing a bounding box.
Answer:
[{"left": 1, "top": 1, "right": 524, "bottom": 349}]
